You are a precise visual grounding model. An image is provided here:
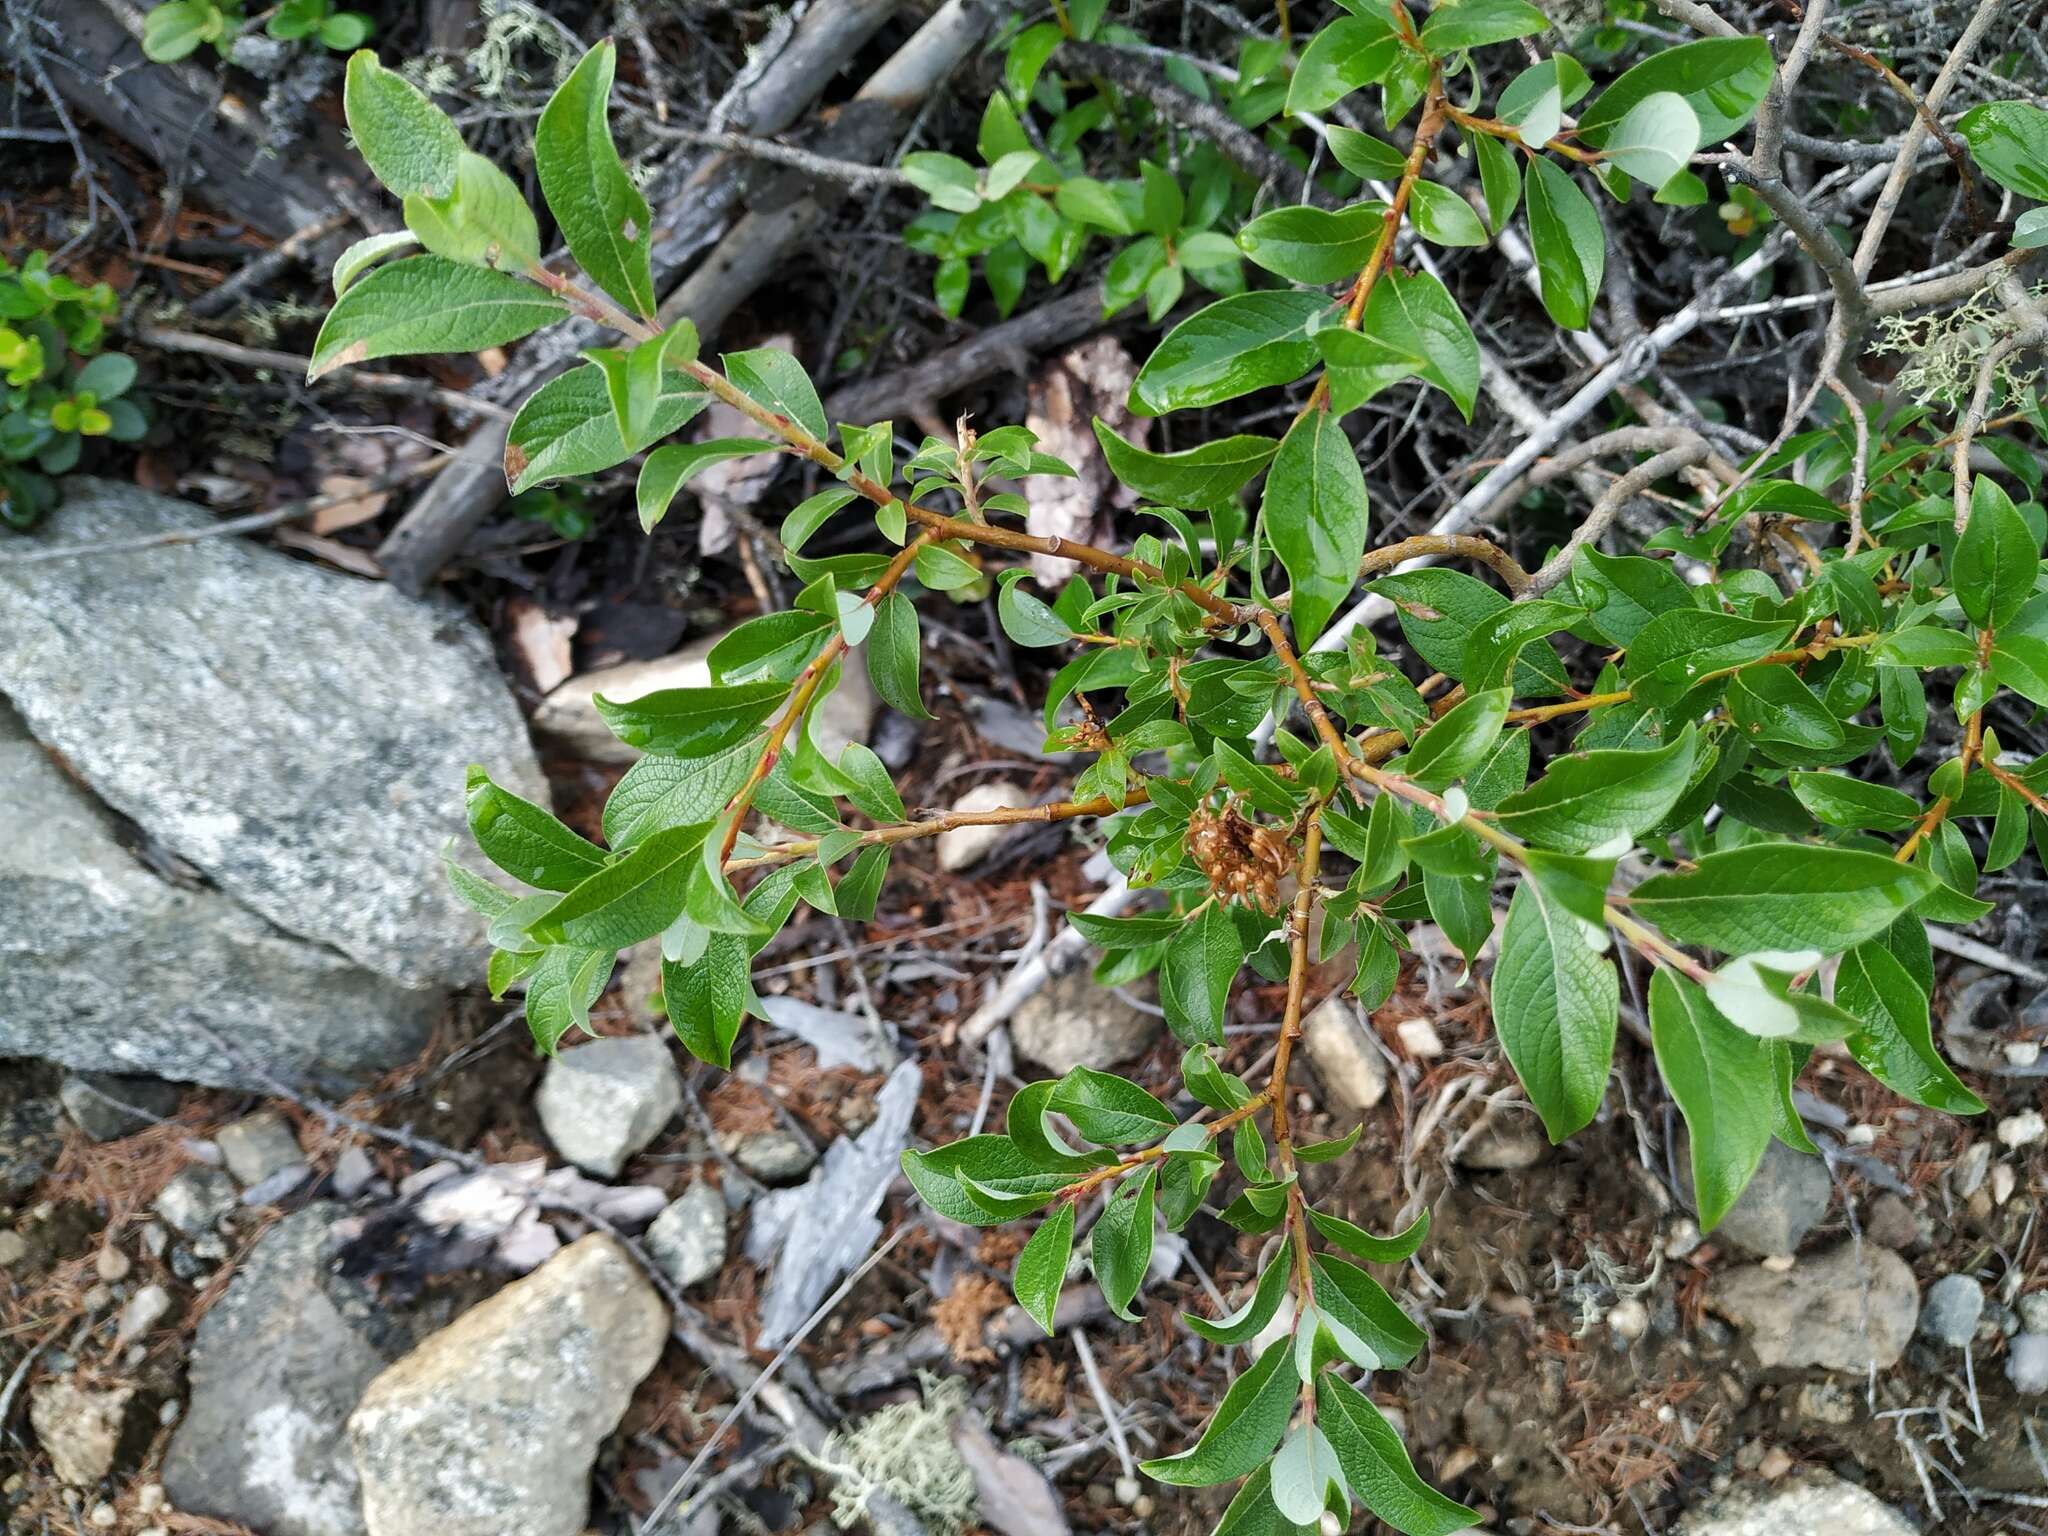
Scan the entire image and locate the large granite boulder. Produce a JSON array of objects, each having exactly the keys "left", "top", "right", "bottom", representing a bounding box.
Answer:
[
  {"left": 0, "top": 705, "right": 435, "bottom": 1089},
  {"left": 0, "top": 482, "right": 545, "bottom": 989}
]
